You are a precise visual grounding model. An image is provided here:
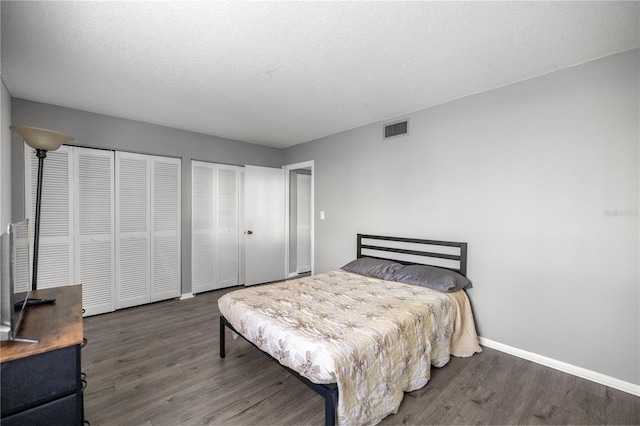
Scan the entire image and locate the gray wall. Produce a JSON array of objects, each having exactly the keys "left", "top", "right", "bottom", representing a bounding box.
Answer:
[
  {"left": 1, "top": 80, "right": 11, "bottom": 231},
  {"left": 283, "top": 49, "right": 640, "bottom": 385},
  {"left": 10, "top": 99, "right": 283, "bottom": 295}
]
